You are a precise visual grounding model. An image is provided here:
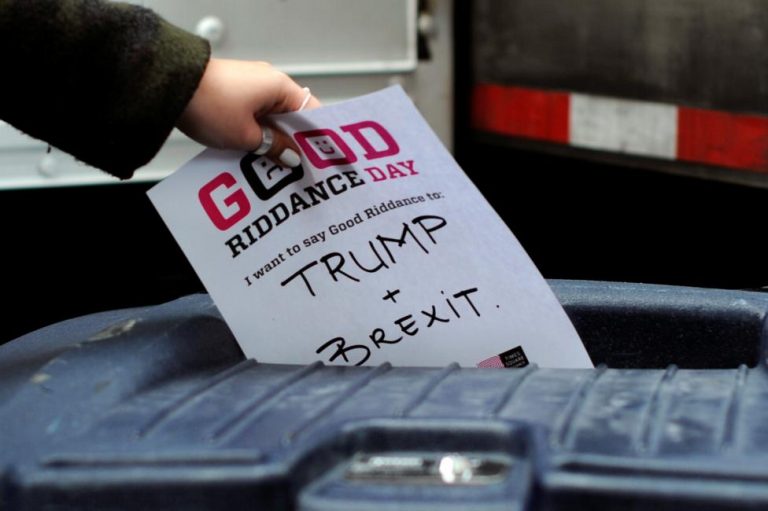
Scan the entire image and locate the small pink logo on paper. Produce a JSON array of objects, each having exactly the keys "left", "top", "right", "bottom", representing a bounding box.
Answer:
[
  {"left": 477, "top": 346, "right": 530, "bottom": 369},
  {"left": 477, "top": 355, "right": 505, "bottom": 369}
]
